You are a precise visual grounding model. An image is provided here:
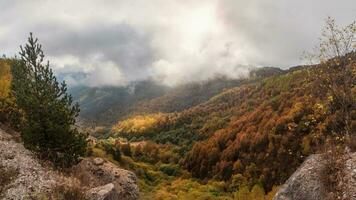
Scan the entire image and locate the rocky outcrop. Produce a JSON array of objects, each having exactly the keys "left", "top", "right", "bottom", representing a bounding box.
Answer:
[
  {"left": 73, "top": 157, "right": 139, "bottom": 200},
  {"left": 0, "top": 127, "right": 139, "bottom": 200},
  {"left": 273, "top": 153, "right": 356, "bottom": 200},
  {"left": 0, "top": 128, "right": 58, "bottom": 199},
  {"left": 85, "top": 183, "right": 118, "bottom": 200},
  {"left": 342, "top": 153, "right": 356, "bottom": 199}
]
